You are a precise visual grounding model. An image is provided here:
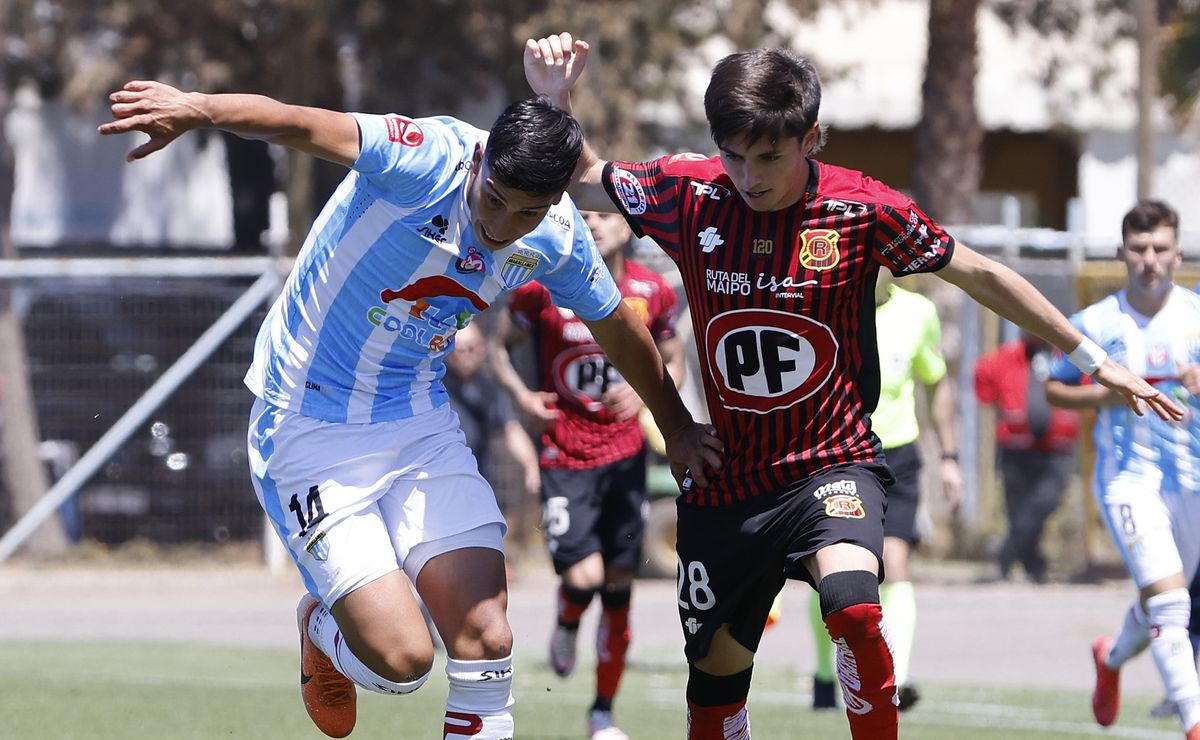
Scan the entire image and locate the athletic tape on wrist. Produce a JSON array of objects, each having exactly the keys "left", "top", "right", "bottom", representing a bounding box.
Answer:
[{"left": 1067, "top": 336, "right": 1107, "bottom": 376}]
